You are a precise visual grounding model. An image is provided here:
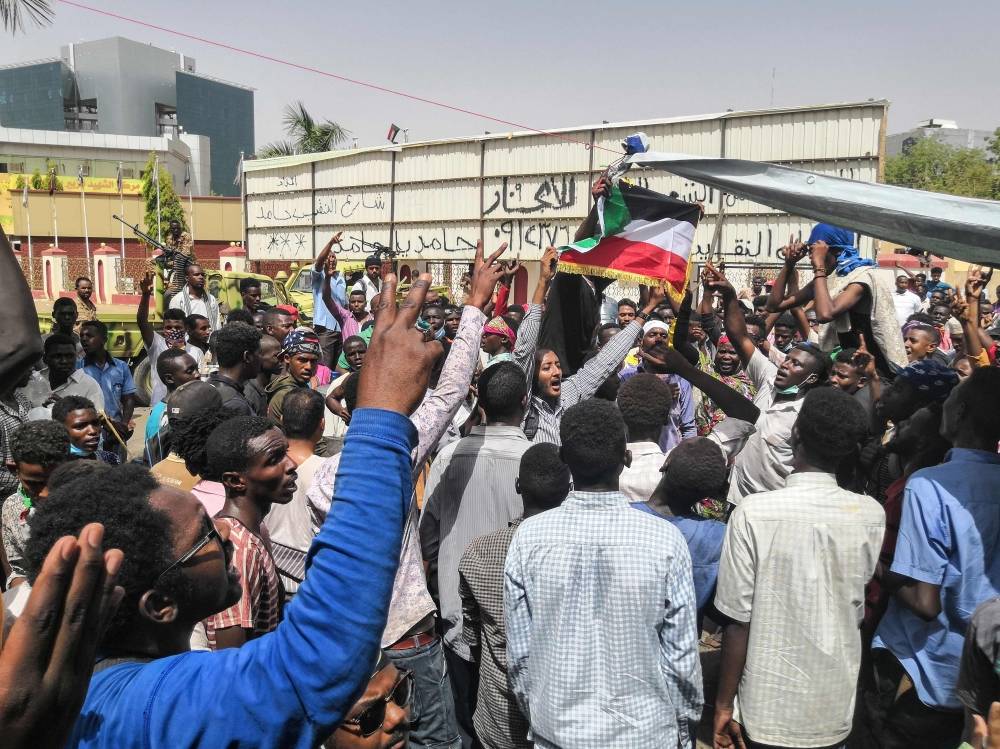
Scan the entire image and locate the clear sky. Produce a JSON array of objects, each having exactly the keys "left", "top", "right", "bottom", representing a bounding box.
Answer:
[{"left": 6, "top": 0, "right": 1000, "bottom": 150}]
